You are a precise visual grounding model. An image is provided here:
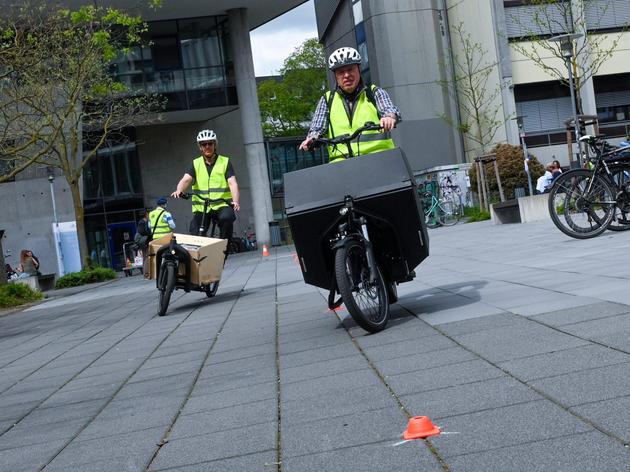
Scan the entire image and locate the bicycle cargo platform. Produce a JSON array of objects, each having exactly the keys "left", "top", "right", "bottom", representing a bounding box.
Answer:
[{"left": 284, "top": 148, "right": 429, "bottom": 290}]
